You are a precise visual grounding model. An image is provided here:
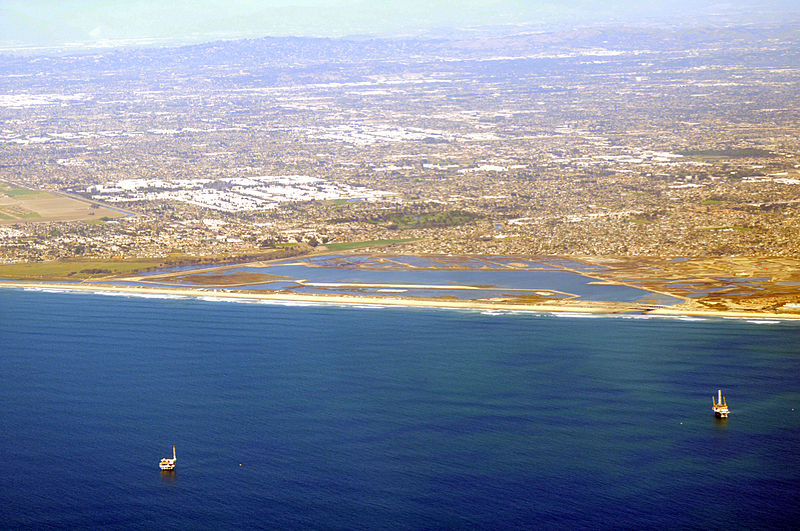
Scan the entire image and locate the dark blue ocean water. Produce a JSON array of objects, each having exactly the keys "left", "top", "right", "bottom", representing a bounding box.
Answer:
[{"left": 1, "top": 288, "right": 799, "bottom": 529}]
